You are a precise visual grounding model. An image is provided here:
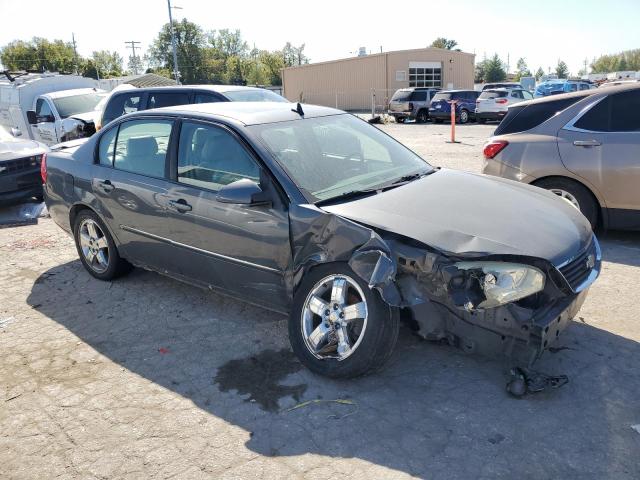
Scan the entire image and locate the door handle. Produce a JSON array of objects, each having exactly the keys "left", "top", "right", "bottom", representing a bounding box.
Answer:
[
  {"left": 573, "top": 139, "right": 601, "bottom": 147},
  {"left": 97, "top": 179, "right": 114, "bottom": 193},
  {"left": 168, "top": 199, "right": 192, "bottom": 213}
]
